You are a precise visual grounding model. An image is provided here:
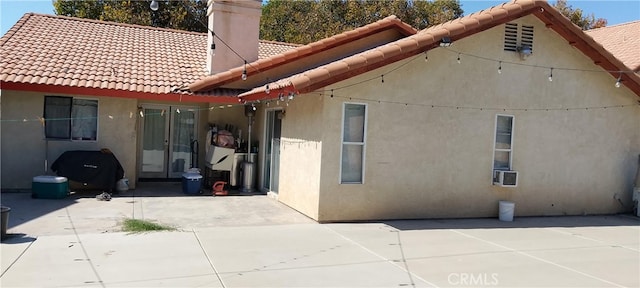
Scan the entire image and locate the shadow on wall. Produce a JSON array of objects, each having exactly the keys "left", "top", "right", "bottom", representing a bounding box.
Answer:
[{"left": 382, "top": 214, "right": 640, "bottom": 231}]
